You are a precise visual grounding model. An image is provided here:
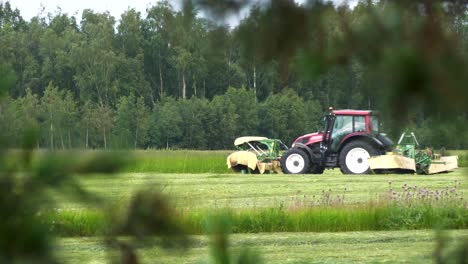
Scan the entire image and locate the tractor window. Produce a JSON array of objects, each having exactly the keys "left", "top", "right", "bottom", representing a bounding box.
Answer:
[
  {"left": 370, "top": 116, "right": 379, "bottom": 133},
  {"left": 354, "top": 116, "right": 366, "bottom": 132},
  {"left": 332, "top": 115, "right": 353, "bottom": 141}
]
